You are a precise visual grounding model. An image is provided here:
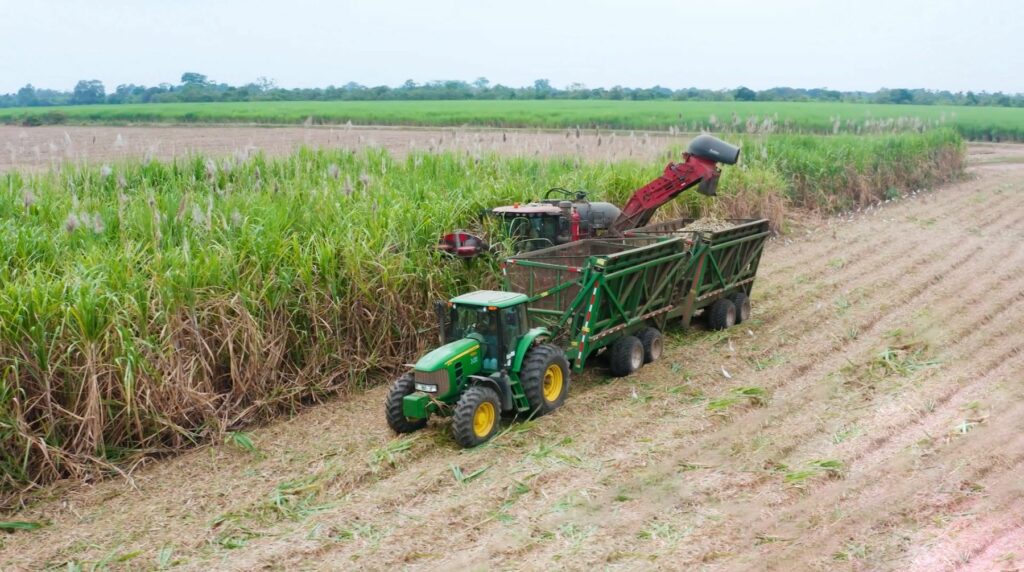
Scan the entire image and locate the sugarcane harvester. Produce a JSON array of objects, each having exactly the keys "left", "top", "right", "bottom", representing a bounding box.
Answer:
[
  {"left": 438, "top": 134, "right": 742, "bottom": 257},
  {"left": 388, "top": 136, "right": 771, "bottom": 448}
]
